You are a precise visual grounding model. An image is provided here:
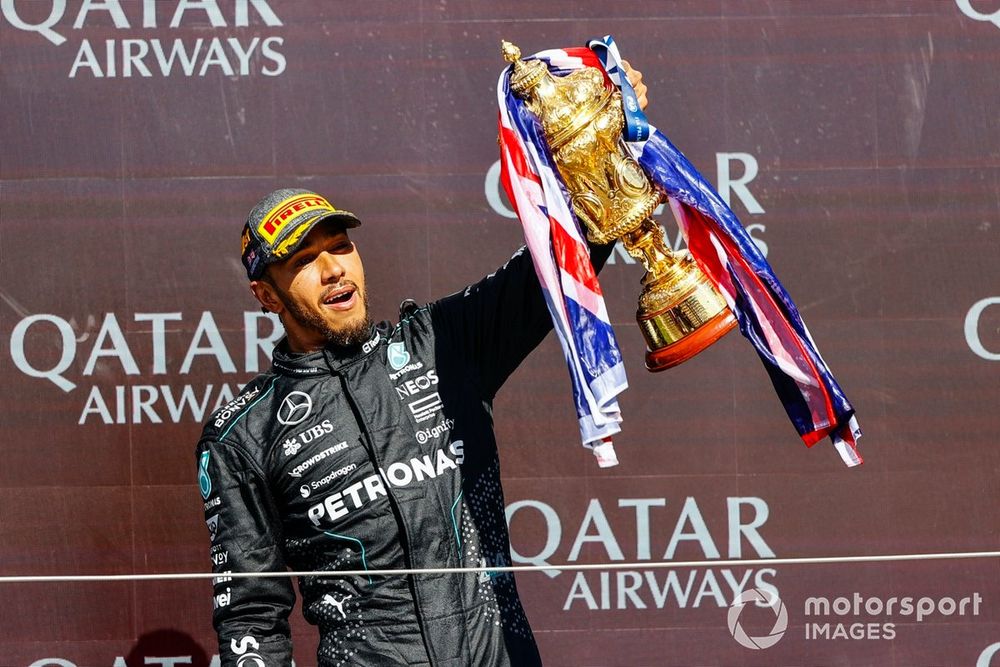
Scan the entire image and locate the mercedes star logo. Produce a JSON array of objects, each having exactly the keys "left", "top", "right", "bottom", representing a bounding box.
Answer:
[{"left": 277, "top": 391, "right": 312, "bottom": 426}]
